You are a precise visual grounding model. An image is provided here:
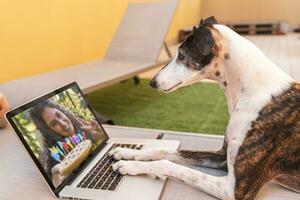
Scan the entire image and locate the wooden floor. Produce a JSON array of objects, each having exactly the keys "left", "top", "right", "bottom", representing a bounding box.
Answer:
[
  {"left": 246, "top": 34, "right": 300, "bottom": 81},
  {"left": 141, "top": 33, "right": 300, "bottom": 82}
]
